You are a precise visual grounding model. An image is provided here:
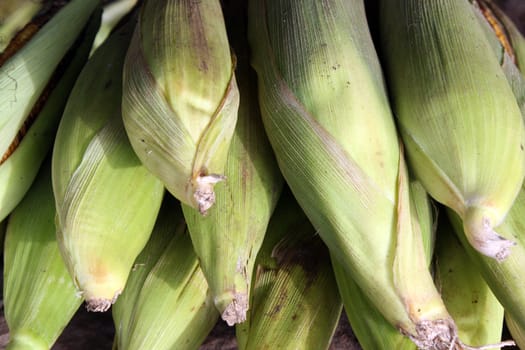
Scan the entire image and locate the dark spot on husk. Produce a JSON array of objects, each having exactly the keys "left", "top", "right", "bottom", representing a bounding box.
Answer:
[
  {"left": 188, "top": 1, "right": 210, "bottom": 73},
  {"left": 271, "top": 230, "right": 329, "bottom": 291},
  {"left": 263, "top": 289, "right": 288, "bottom": 319},
  {"left": 268, "top": 304, "right": 282, "bottom": 316}
]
